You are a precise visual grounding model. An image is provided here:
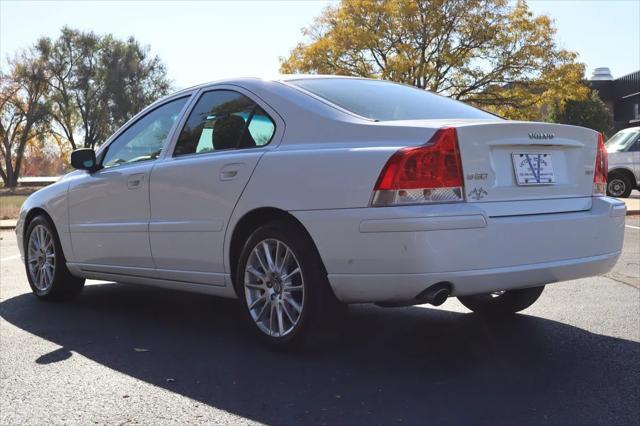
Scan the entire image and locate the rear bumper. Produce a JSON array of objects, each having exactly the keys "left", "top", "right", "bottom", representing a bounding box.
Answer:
[
  {"left": 291, "top": 197, "right": 626, "bottom": 303},
  {"left": 328, "top": 251, "right": 620, "bottom": 302}
]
